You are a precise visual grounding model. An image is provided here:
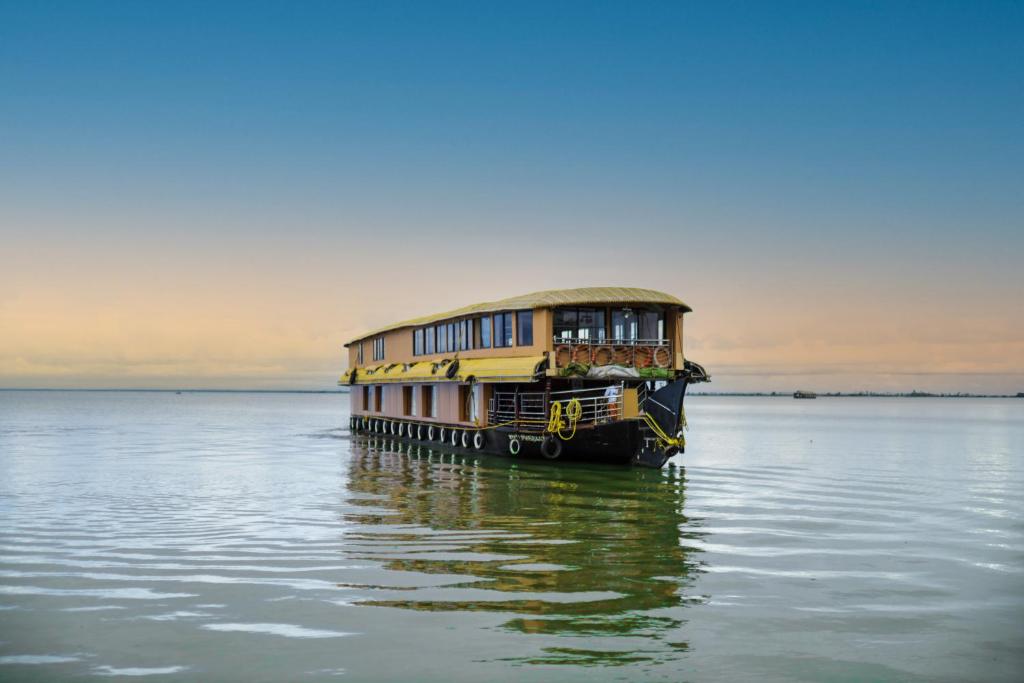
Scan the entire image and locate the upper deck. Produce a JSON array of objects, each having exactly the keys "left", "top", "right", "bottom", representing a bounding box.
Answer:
[{"left": 342, "top": 287, "right": 692, "bottom": 383}]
